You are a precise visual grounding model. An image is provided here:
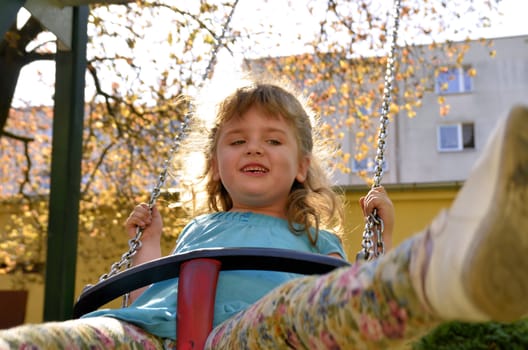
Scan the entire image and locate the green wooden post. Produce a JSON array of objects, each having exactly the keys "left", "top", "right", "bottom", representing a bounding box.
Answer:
[{"left": 43, "top": 5, "right": 88, "bottom": 321}]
